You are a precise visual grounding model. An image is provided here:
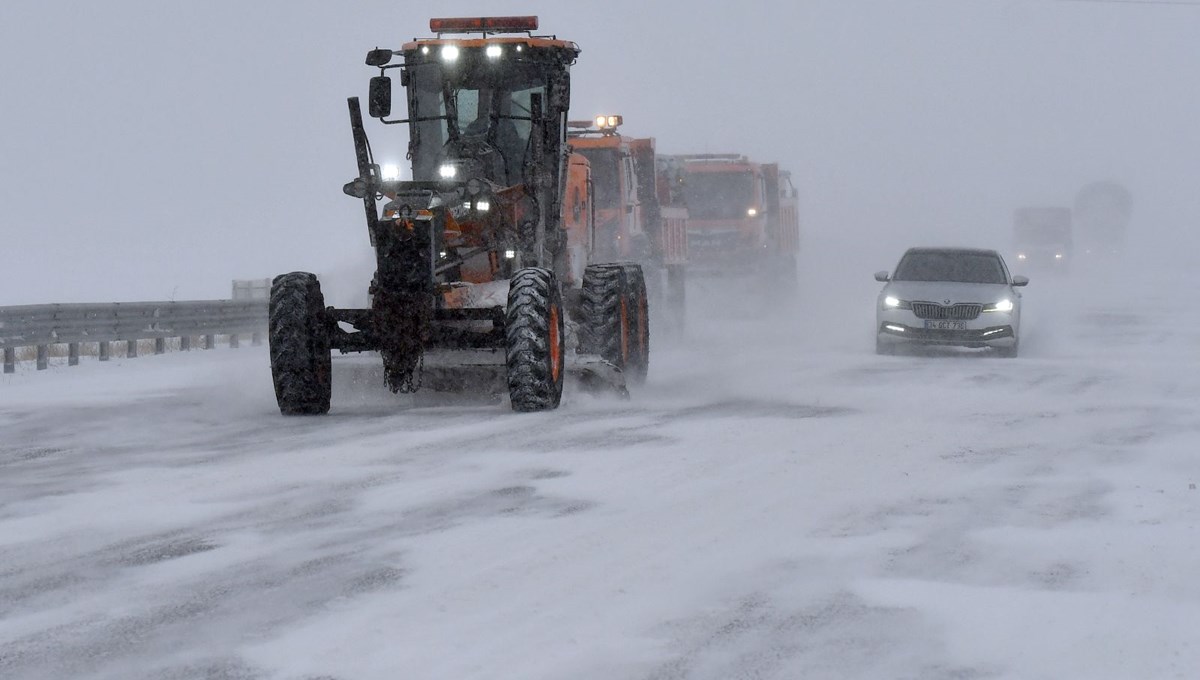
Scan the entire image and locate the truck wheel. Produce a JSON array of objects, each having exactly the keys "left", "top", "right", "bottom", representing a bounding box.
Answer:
[
  {"left": 506, "top": 268, "right": 565, "bottom": 412},
  {"left": 579, "top": 264, "right": 635, "bottom": 376},
  {"left": 619, "top": 263, "right": 650, "bottom": 385},
  {"left": 269, "top": 272, "right": 332, "bottom": 415}
]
